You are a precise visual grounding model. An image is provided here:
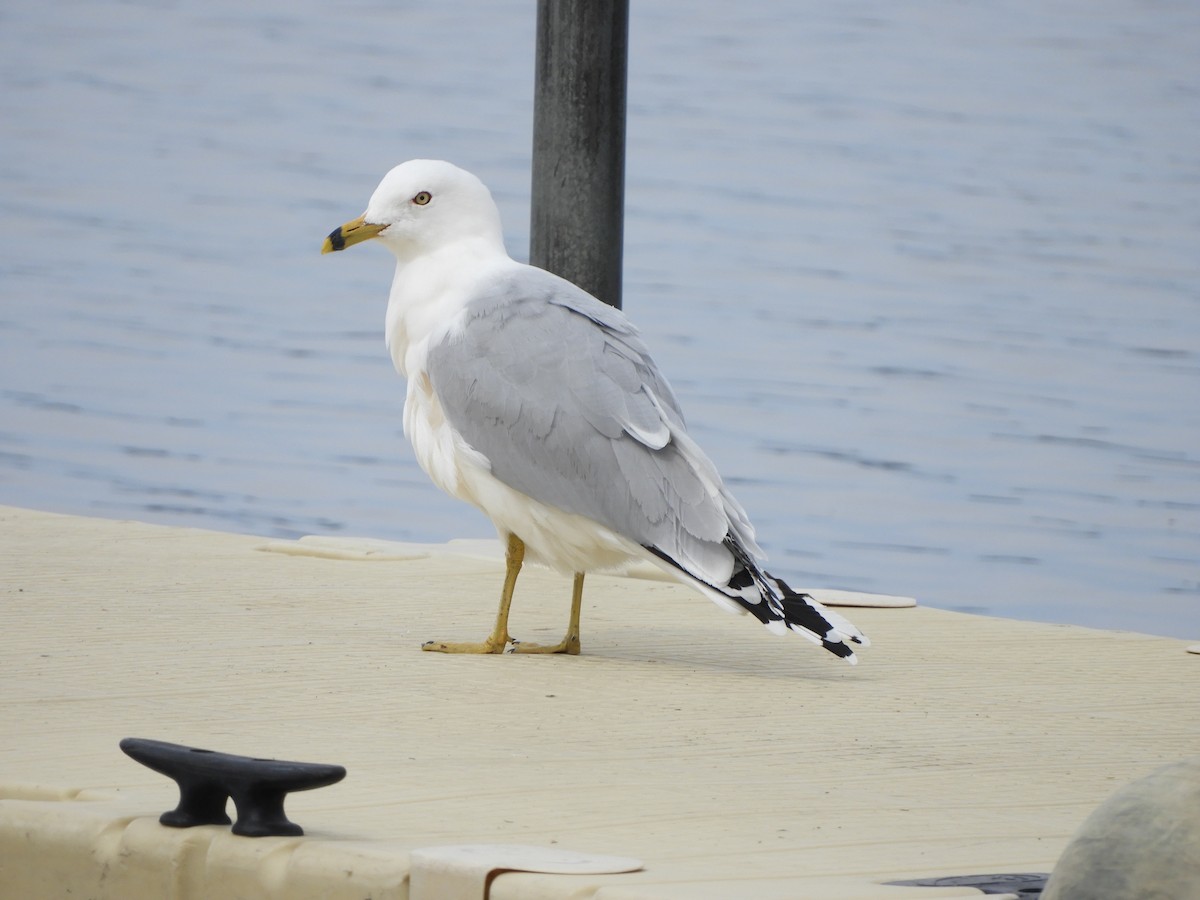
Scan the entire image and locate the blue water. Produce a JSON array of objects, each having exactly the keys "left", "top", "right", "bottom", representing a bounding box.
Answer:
[{"left": 2, "top": 1, "right": 1197, "bottom": 639}]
